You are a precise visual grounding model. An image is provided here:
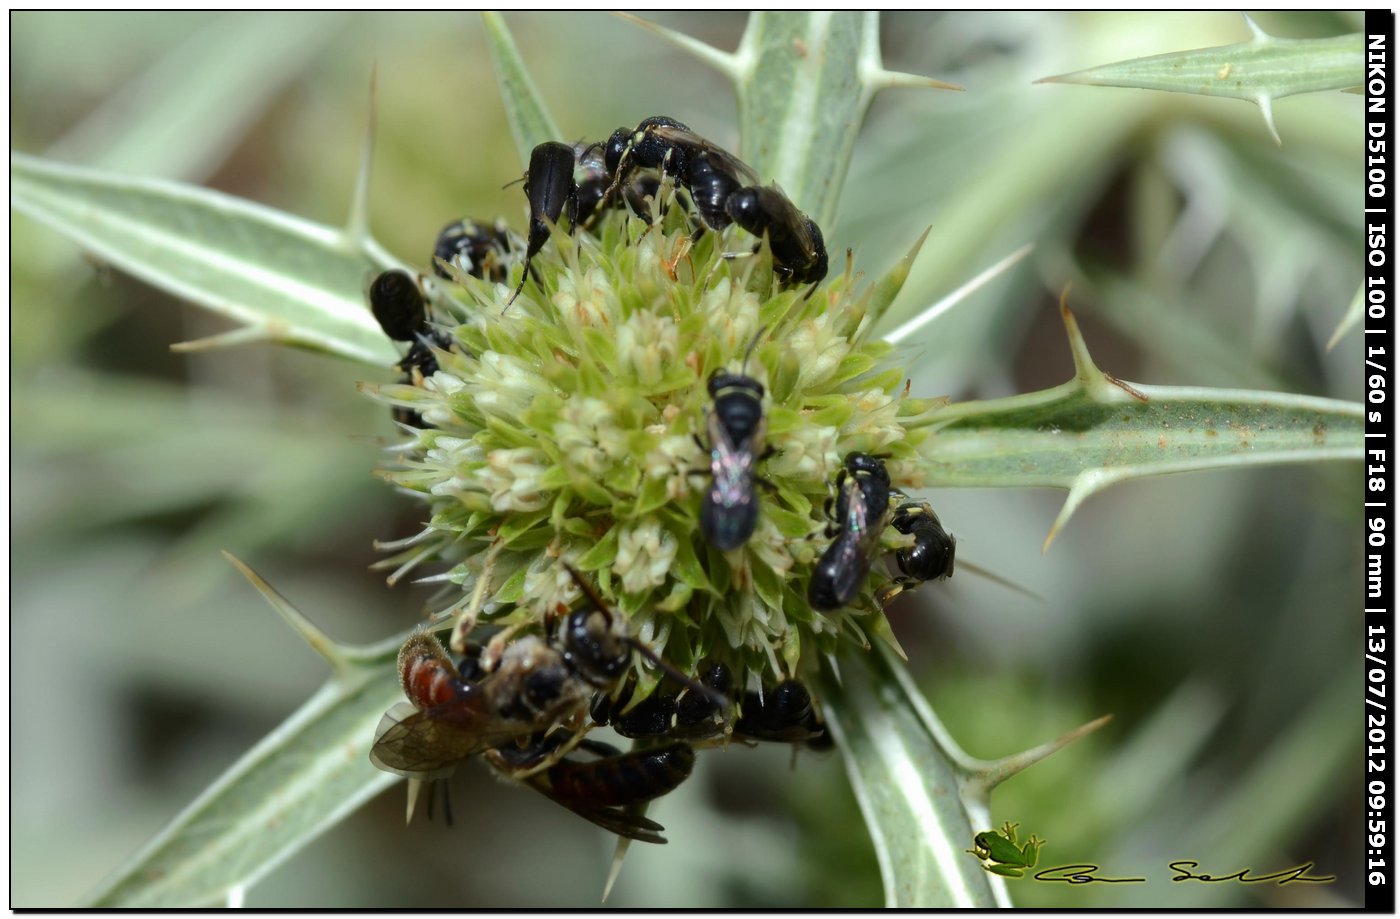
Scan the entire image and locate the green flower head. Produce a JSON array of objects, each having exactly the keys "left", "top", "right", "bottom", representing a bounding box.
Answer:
[{"left": 371, "top": 188, "right": 939, "bottom": 695}]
